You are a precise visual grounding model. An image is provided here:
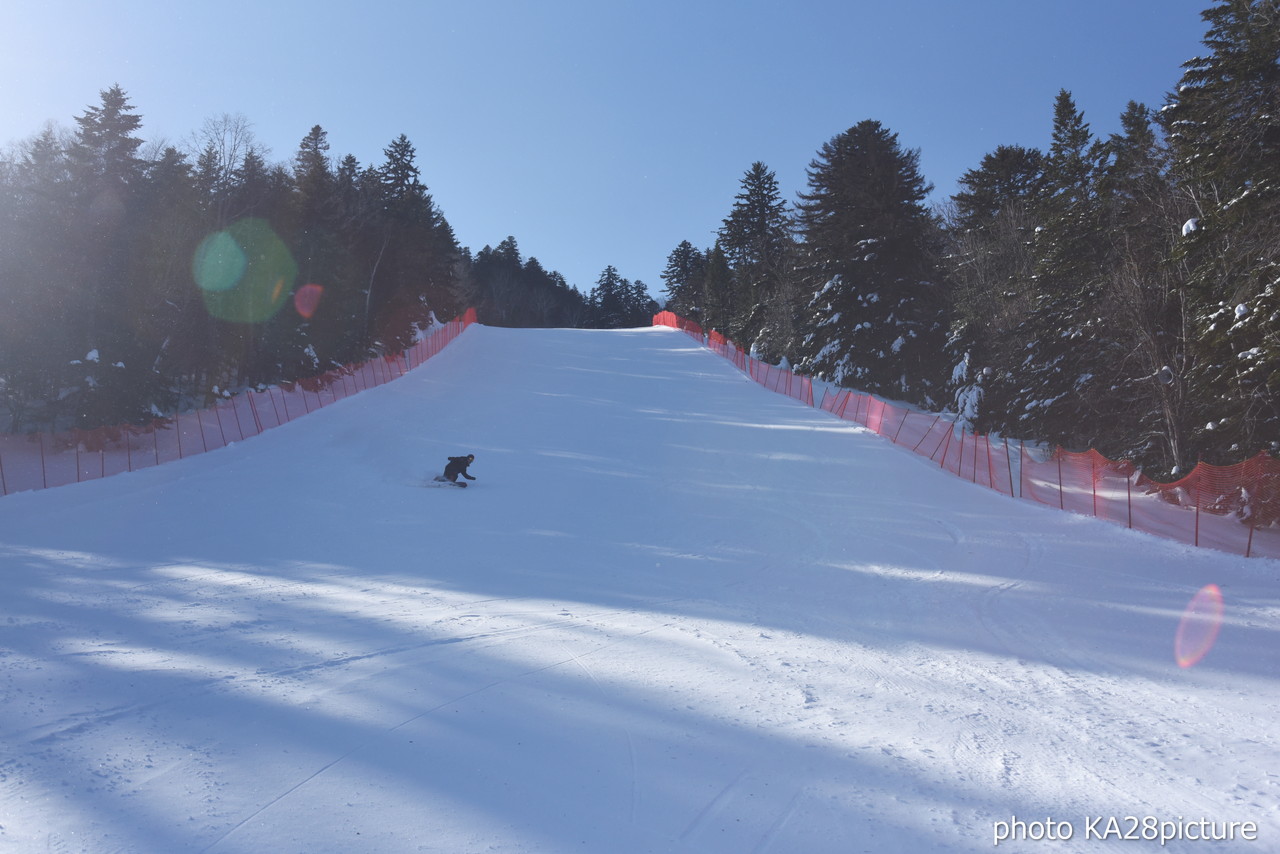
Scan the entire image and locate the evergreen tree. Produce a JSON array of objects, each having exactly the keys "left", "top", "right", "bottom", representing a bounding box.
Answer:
[
  {"left": 950, "top": 145, "right": 1045, "bottom": 231},
  {"left": 471, "top": 237, "right": 524, "bottom": 325},
  {"left": 700, "top": 243, "right": 734, "bottom": 334},
  {"left": 793, "top": 120, "right": 947, "bottom": 405},
  {"left": 1166, "top": 0, "right": 1280, "bottom": 462},
  {"left": 289, "top": 126, "right": 351, "bottom": 375},
  {"left": 68, "top": 83, "right": 145, "bottom": 195},
  {"left": 366, "top": 134, "right": 460, "bottom": 349},
  {"left": 133, "top": 145, "right": 207, "bottom": 407},
  {"left": 943, "top": 144, "right": 1045, "bottom": 427},
  {"left": 588, "top": 265, "right": 629, "bottom": 328},
  {"left": 1092, "top": 102, "right": 1194, "bottom": 471},
  {"left": 659, "top": 240, "right": 705, "bottom": 322},
  {"left": 294, "top": 125, "right": 334, "bottom": 227},
  {"left": 996, "top": 91, "right": 1113, "bottom": 448},
  {"left": 718, "top": 162, "right": 793, "bottom": 351},
  {"left": 62, "top": 85, "right": 166, "bottom": 428},
  {"left": 587, "top": 266, "right": 655, "bottom": 329},
  {"left": 0, "top": 126, "right": 77, "bottom": 430}
]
